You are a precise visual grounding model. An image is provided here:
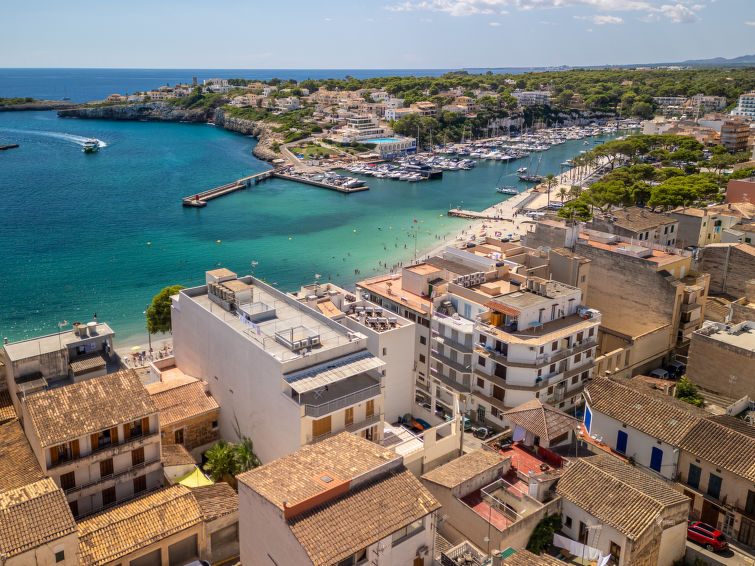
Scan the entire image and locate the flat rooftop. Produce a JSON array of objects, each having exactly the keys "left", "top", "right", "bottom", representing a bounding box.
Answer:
[
  {"left": 479, "top": 313, "right": 600, "bottom": 345},
  {"left": 697, "top": 322, "right": 755, "bottom": 353},
  {"left": 185, "top": 277, "right": 361, "bottom": 362},
  {"left": 578, "top": 233, "right": 687, "bottom": 268},
  {"left": 3, "top": 322, "right": 114, "bottom": 362},
  {"left": 357, "top": 274, "right": 433, "bottom": 314}
]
